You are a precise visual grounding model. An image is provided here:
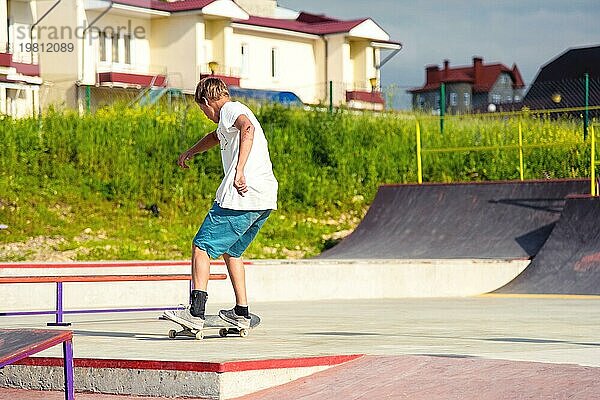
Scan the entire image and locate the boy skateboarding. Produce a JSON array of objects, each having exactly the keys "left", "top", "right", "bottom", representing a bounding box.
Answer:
[{"left": 163, "top": 77, "right": 277, "bottom": 331}]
